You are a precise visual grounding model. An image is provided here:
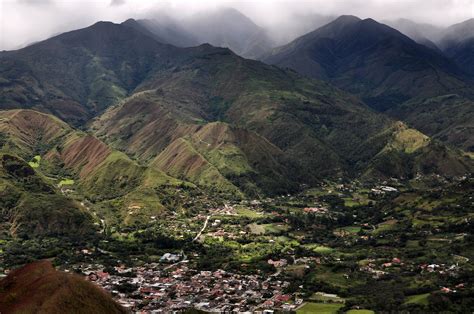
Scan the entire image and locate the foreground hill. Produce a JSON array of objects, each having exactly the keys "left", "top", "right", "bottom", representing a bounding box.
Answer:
[{"left": 0, "top": 260, "right": 125, "bottom": 314}]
